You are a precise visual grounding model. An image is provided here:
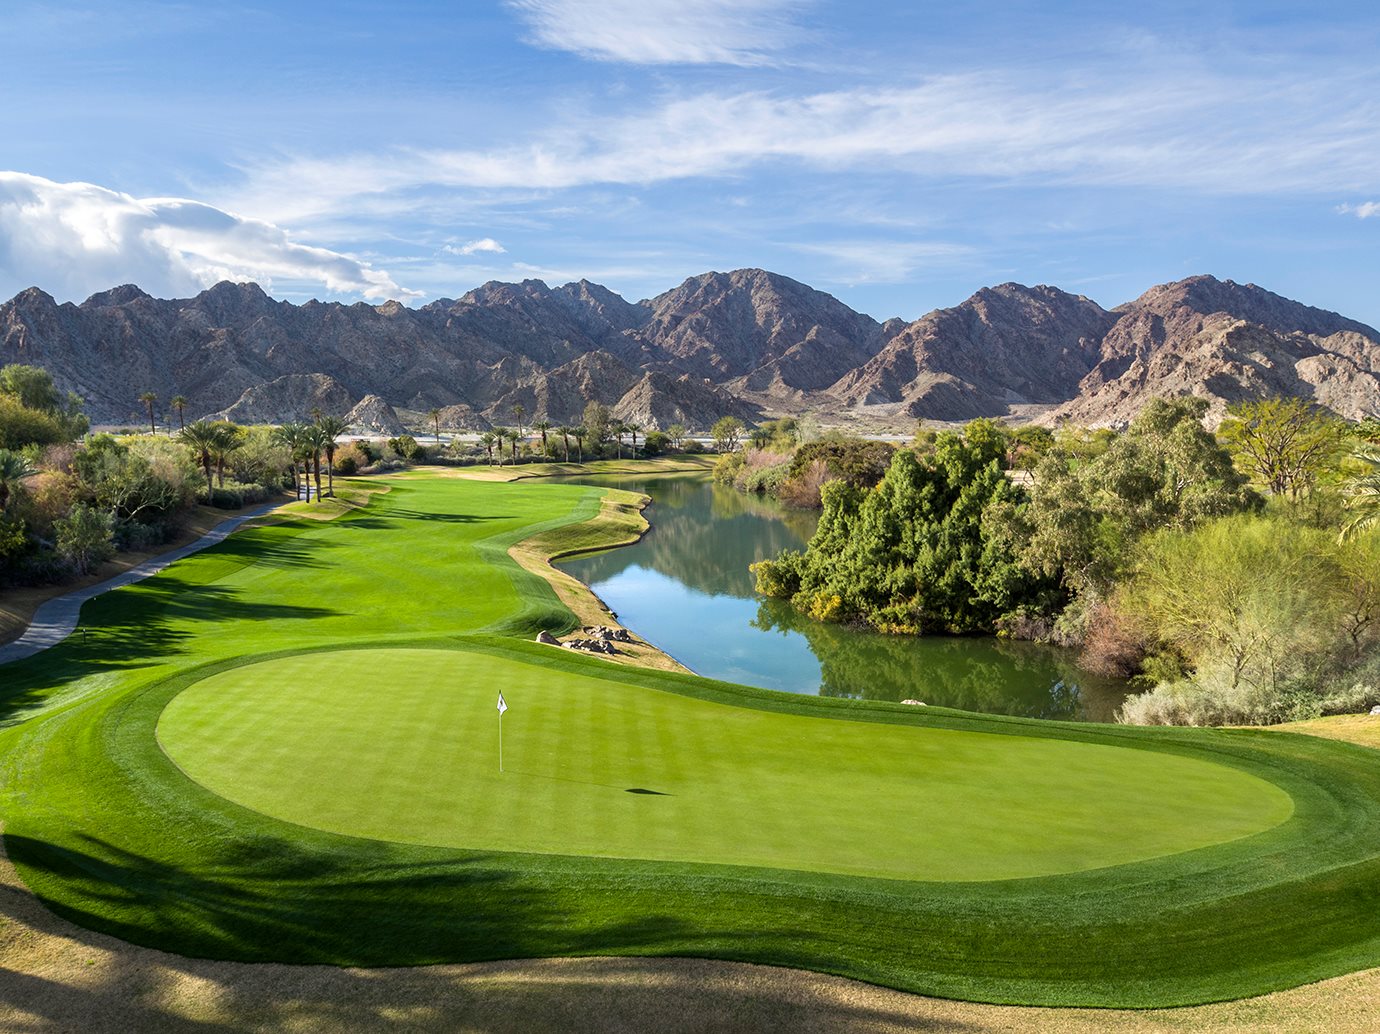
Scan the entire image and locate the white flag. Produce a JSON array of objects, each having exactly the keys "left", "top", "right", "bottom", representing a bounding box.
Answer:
[{"left": 497, "top": 691, "right": 508, "bottom": 716}]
